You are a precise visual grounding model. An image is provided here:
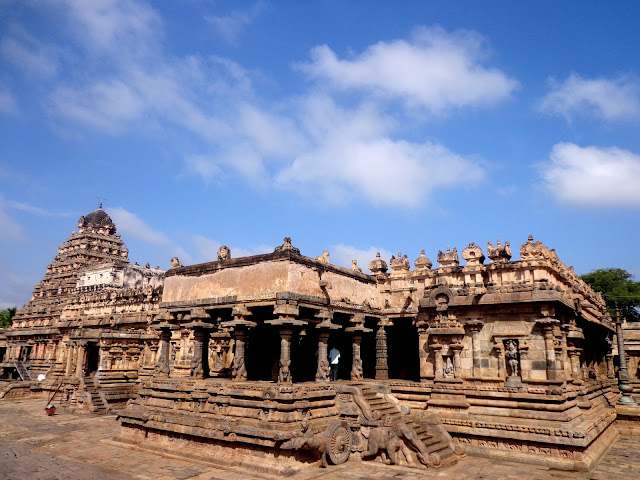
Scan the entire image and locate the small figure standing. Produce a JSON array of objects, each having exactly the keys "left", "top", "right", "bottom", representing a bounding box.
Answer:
[{"left": 329, "top": 348, "right": 340, "bottom": 381}]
